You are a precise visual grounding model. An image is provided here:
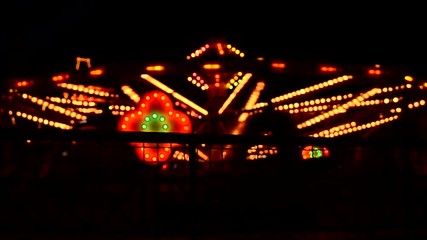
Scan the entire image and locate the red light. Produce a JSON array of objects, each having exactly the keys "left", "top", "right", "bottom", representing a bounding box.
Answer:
[
  {"left": 15, "top": 80, "right": 33, "bottom": 88},
  {"left": 117, "top": 90, "right": 192, "bottom": 163},
  {"left": 320, "top": 66, "right": 337, "bottom": 72},
  {"left": 89, "top": 69, "right": 103, "bottom": 76},
  {"left": 301, "top": 146, "right": 330, "bottom": 160},
  {"left": 368, "top": 69, "right": 382, "bottom": 75},
  {"left": 161, "top": 163, "right": 168, "bottom": 170},
  {"left": 16, "top": 81, "right": 26, "bottom": 87},
  {"left": 52, "top": 74, "right": 69, "bottom": 82},
  {"left": 271, "top": 62, "right": 286, "bottom": 69},
  {"left": 216, "top": 43, "right": 225, "bottom": 55}
]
